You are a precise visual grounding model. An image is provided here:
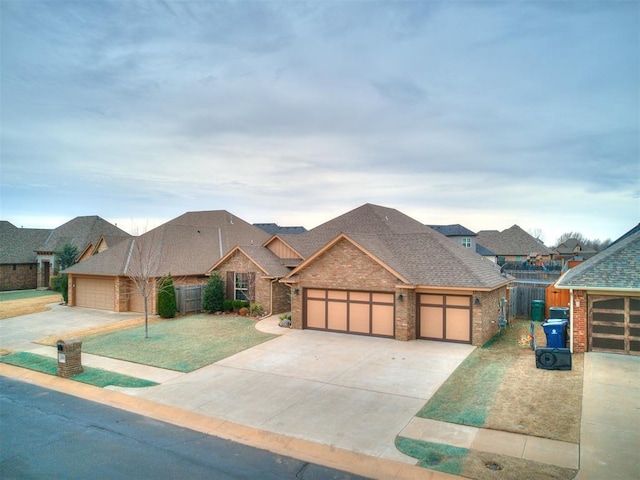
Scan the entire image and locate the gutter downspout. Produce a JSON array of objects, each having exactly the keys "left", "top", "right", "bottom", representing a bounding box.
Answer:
[{"left": 569, "top": 288, "right": 574, "bottom": 353}]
